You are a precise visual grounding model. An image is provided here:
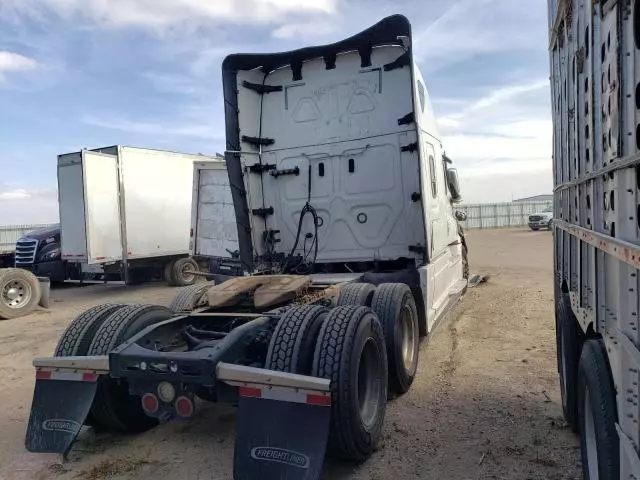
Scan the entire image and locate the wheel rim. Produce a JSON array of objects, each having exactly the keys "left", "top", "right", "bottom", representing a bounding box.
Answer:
[
  {"left": 584, "top": 387, "right": 599, "bottom": 480},
  {"left": 400, "top": 304, "right": 417, "bottom": 372},
  {"left": 356, "top": 337, "right": 383, "bottom": 429},
  {"left": 181, "top": 263, "right": 196, "bottom": 283},
  {"left": 1, "top": 279, "right": 32, "bottom": 309}
]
